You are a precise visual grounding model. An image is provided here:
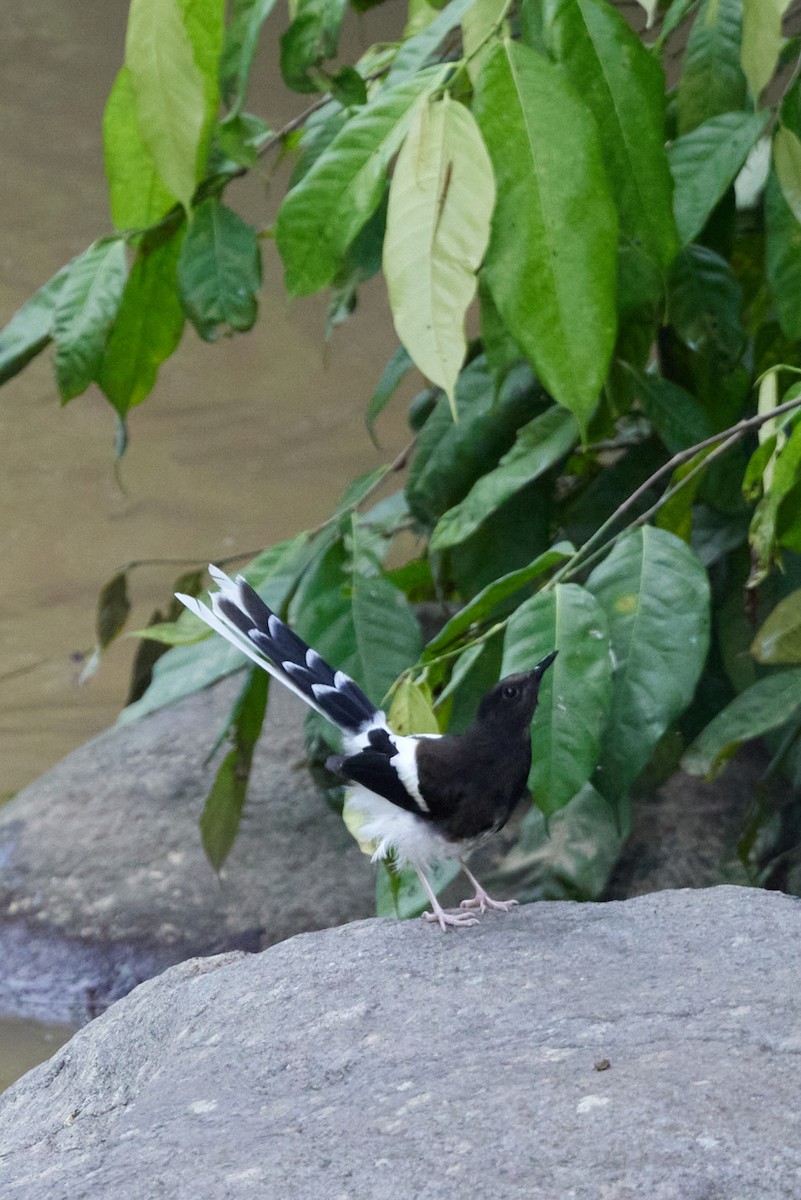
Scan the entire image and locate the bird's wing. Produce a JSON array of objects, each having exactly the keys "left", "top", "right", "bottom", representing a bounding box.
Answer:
[{"left": 328, "top": 729, "right": 441, "bottom": 819}]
